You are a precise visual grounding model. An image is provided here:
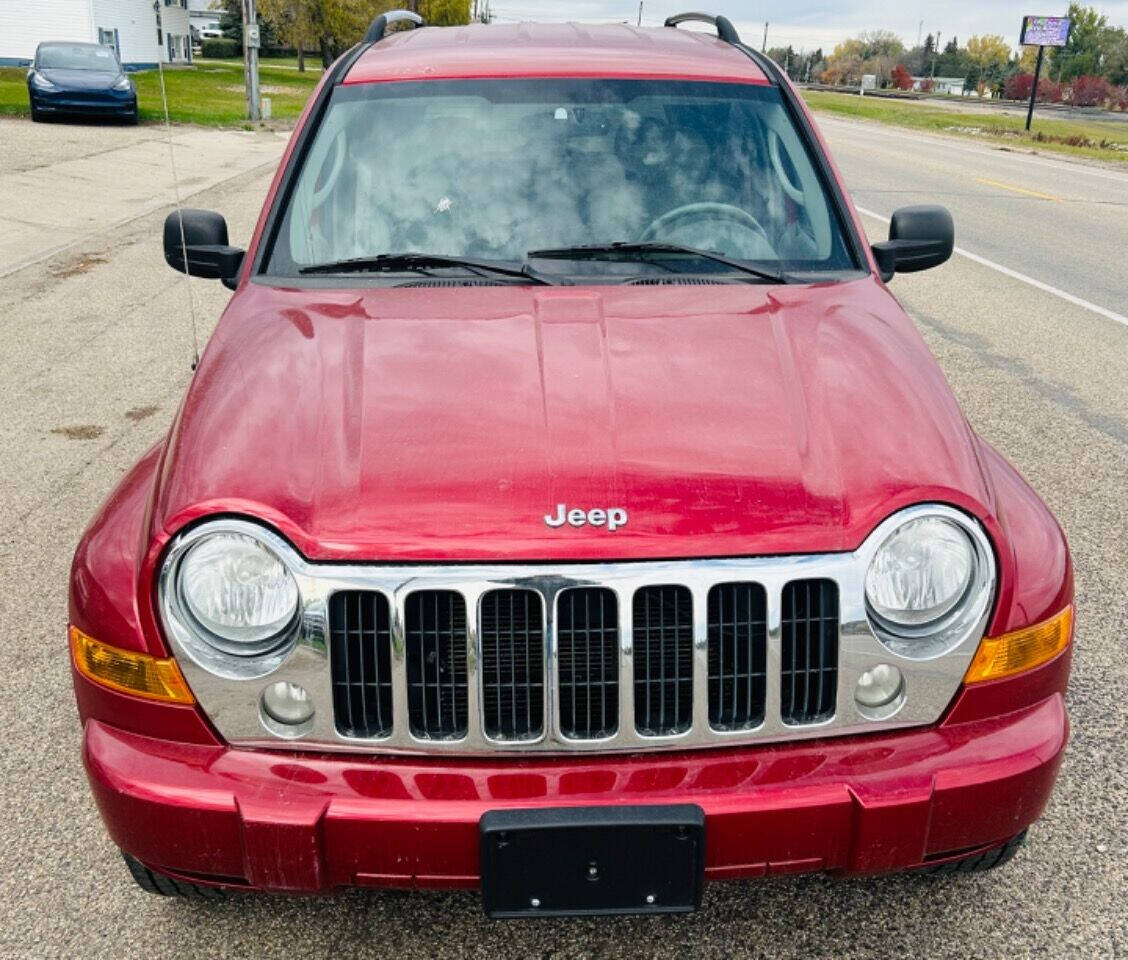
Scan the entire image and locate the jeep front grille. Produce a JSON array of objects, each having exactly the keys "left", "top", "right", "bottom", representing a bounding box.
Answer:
[
  {"left": 326, "top": 577, "right": 837, "bottom": 749},
  {"left": 164, "top": 512, "right": 994, "bottom": 756}
]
